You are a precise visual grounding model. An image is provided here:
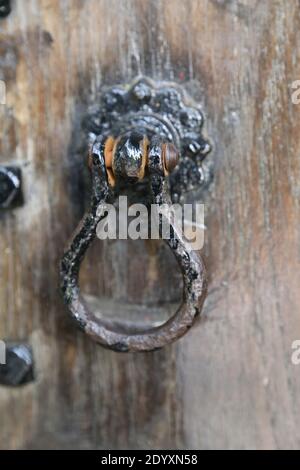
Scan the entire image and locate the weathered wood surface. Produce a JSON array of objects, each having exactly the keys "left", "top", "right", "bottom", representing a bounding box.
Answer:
[{"left": 0, "top": 0, "right": 300, "bottom": 449}]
